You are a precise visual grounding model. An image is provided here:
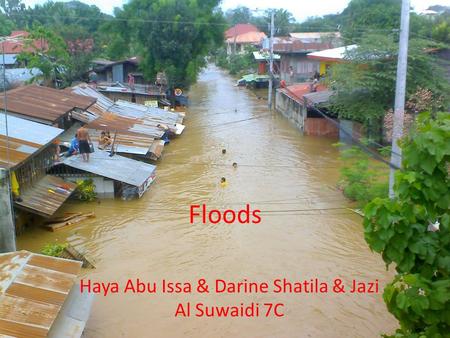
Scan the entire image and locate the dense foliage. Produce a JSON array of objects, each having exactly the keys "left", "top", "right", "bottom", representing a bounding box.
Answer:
[
  {"left": 41, "top": 242, "right": 67, "bottom": 257},
  {"left": 363, "top": 113, "right": 450, "bottom": 337},
  {"left": 336, "top": 143, "right": 389, "bottom": 207},
  {"left": 327, "top": 33, "right": 449, "bottom": 127},
  {"left": 113, "top": 0, "right": 225, "bottom": 88},
  {"left": 17, "top": 26, "right": 70, "bottom": 87},
  {"left": 215, "top": 46, "right": 256, "bottom": 76},
  {"left": 299, "top": 0, "right": 450, "bottom": 44},
  {"left": 224, "top": 7, "right": 296, "bottom": 36},
  {"left": 75, "top": 178, "right": 97, "bottom": 202}
]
